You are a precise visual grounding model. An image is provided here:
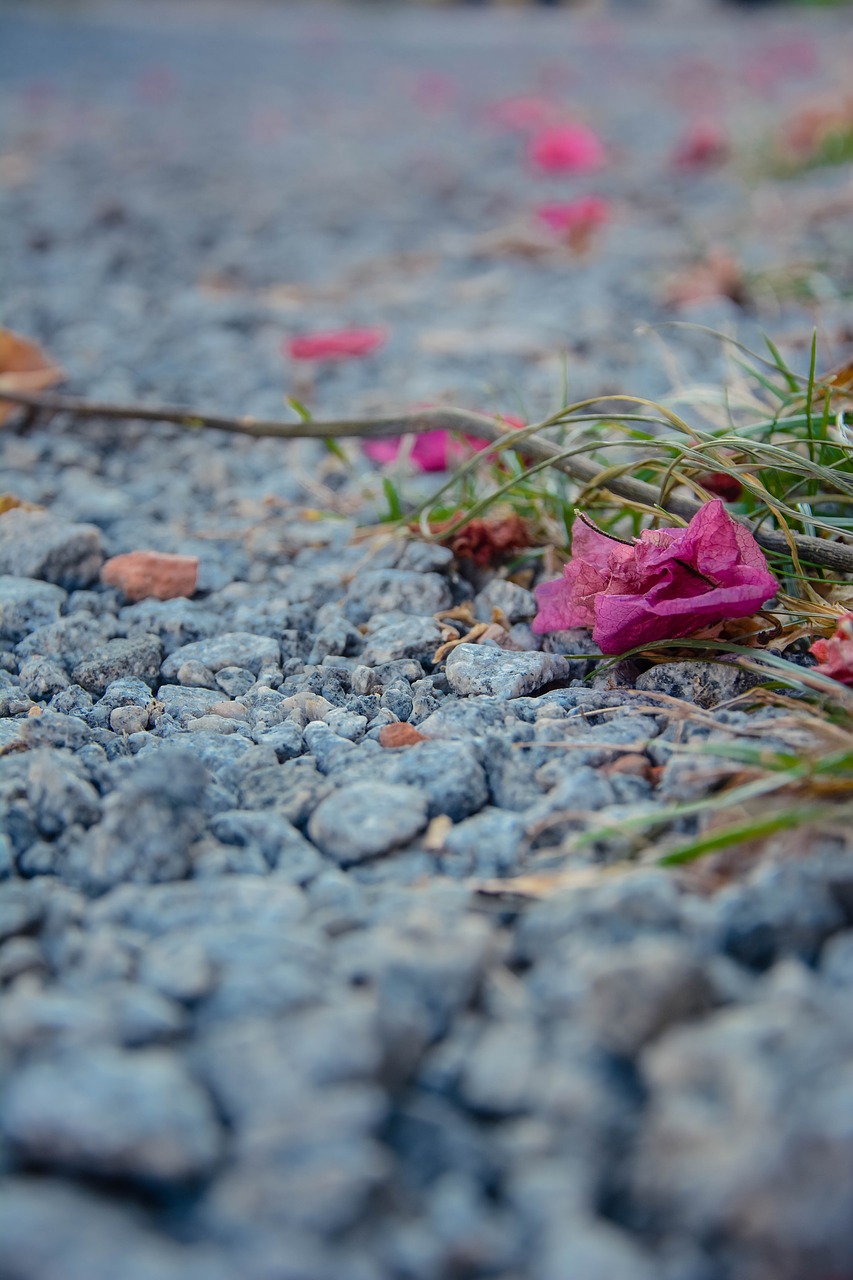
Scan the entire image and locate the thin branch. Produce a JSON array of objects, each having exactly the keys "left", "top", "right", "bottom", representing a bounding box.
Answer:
[{"left": 3, "top": 386, "right": 853, "bottom": 575}]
